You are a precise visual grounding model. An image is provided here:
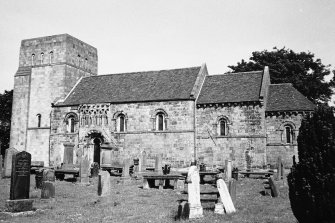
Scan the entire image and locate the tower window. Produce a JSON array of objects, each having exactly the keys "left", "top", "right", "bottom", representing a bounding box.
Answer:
[
  {"left": 118, "top": 114, "right": 125, "bottom": 132},
  {"left": 67, "top": 117, "right": 75, "bottom": 133},
  {"left": 284, "top": 125, "right": 294, "bottom": 144},
  {"left": 156, "top": 112, "right": 166, "bottom": 131},
  {"left": 37, "top": 114, "right": 41, "bottom": 127},
  {"left": 31, "top": 54, "right": 35, "bottom": 66},
  {"left": 49, "top": 51, "right": 53, "bottom": 64}
]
